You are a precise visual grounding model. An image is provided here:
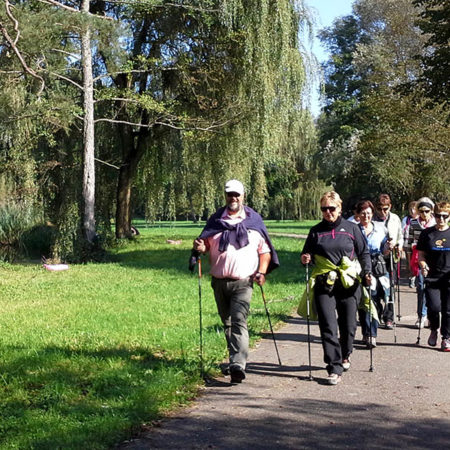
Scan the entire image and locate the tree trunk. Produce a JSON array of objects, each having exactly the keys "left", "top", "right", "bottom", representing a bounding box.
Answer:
[
  {"left": 115, "top": 133, "right": 148, "bottom": 239},
  {"left": 115, "top": 163, "right": 134, "bottom": 239},
  {"left": 81, "top": 0, "right": 96, "bottom": 243}
]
